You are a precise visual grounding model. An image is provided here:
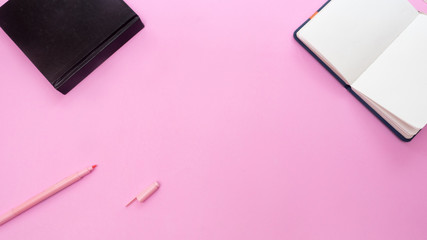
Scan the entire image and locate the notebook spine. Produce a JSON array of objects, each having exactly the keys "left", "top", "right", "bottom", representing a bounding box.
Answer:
[{"left": 54, "top": 16, "right": 144, "bottom": 94}]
